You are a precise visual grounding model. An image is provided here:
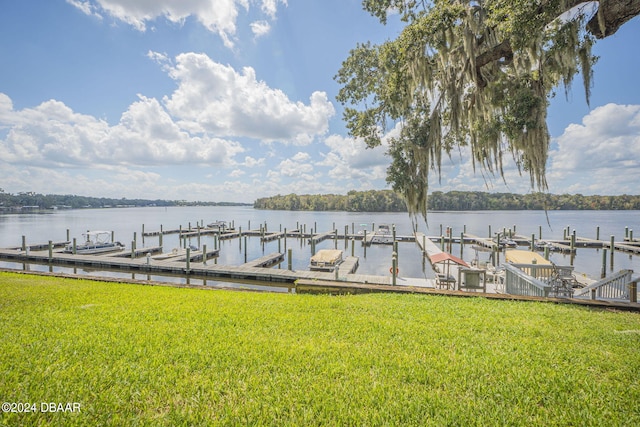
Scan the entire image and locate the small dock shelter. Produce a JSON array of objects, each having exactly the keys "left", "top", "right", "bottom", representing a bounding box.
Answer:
[{"left": 430, "top": 252, "right": 470, "bottom": 289}]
